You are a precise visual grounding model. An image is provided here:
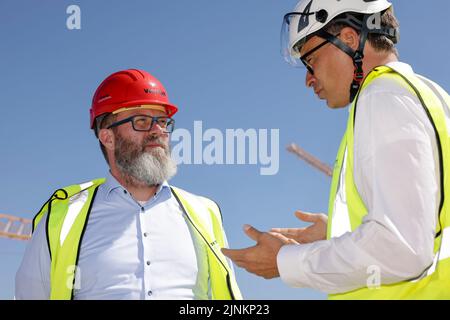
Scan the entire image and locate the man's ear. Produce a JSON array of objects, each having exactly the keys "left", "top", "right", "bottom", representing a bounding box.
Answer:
[
  {"left": 99, "top": 128, "right": 115, "bottom": 151},
  {"left": 340, "top": 26, "right": 360, "bottom": 51}
]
